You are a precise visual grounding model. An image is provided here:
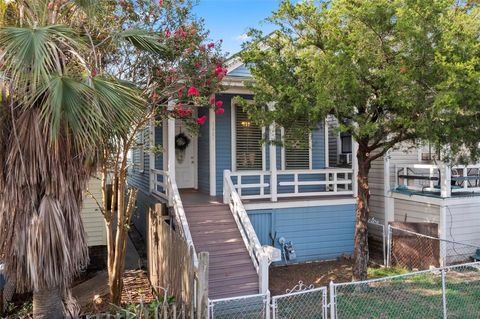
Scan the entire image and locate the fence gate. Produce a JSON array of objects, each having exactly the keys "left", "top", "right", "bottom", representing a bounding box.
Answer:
[
  {"left": 272, "top": 287, "right": 327, "bottom": 319},
  {"left": 209, "top": 293, "right": 269, "bottom": 319}
]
